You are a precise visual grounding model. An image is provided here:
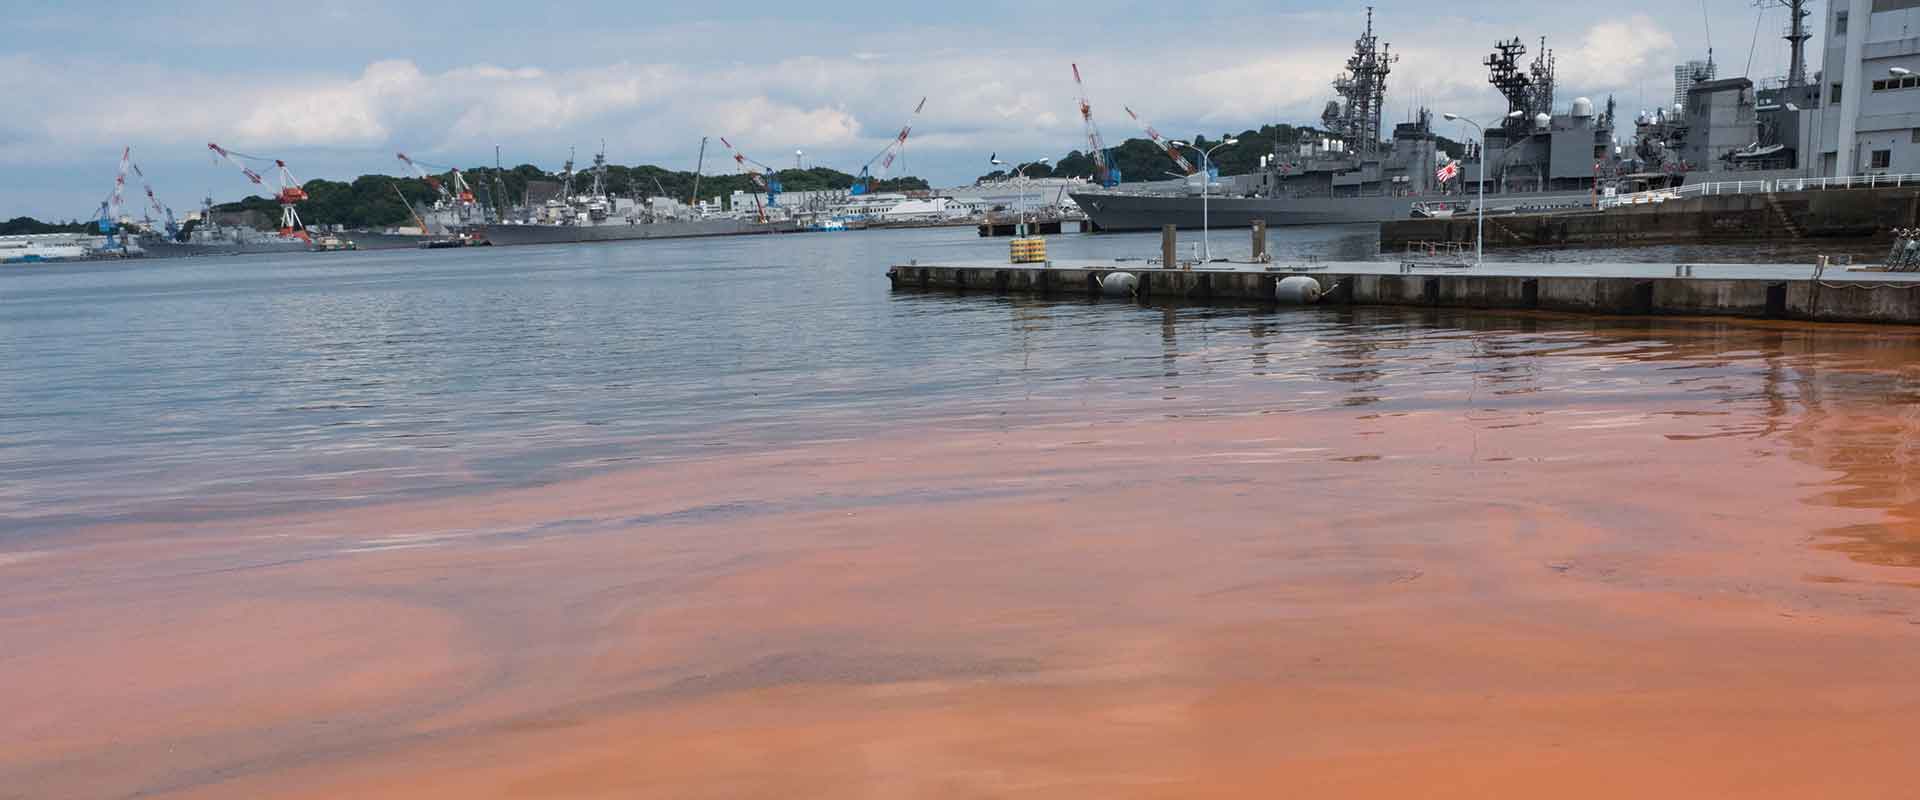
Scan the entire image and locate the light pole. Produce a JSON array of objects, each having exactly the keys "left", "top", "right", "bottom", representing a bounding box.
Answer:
[
  {"left": 1169, "top": 138, "right": 1238, "bottom": 261},
  {"left": 1441, "top": 110, "right": 1524, "bottom": 264},
  {"left": 990, "top": 156, "right": 1050, "bottom": 236}
]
